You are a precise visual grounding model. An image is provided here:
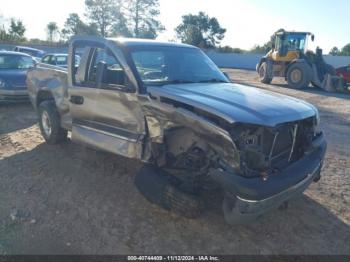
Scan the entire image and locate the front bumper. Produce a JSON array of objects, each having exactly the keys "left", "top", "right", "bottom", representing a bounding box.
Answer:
[
  {"left": 0, "top": 89, "right": 29, "bottom": 102},
  {"left": 209, "top": 132, "right": 327, "bottom": 224}
]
